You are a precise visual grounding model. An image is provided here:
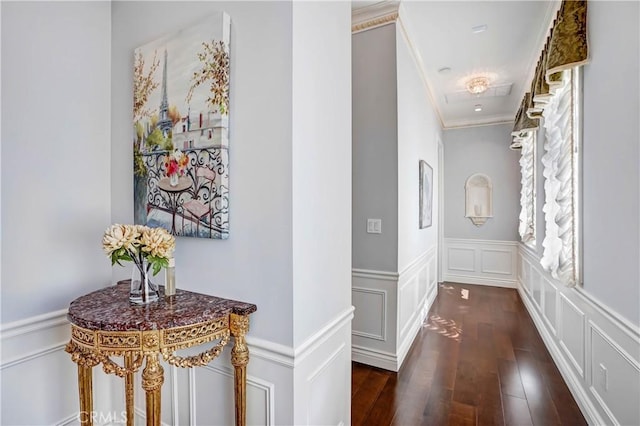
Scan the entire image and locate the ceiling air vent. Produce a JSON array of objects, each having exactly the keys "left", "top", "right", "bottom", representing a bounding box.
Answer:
[{"left": 445, "top": 83, "right": 513, "bottom": 104}]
